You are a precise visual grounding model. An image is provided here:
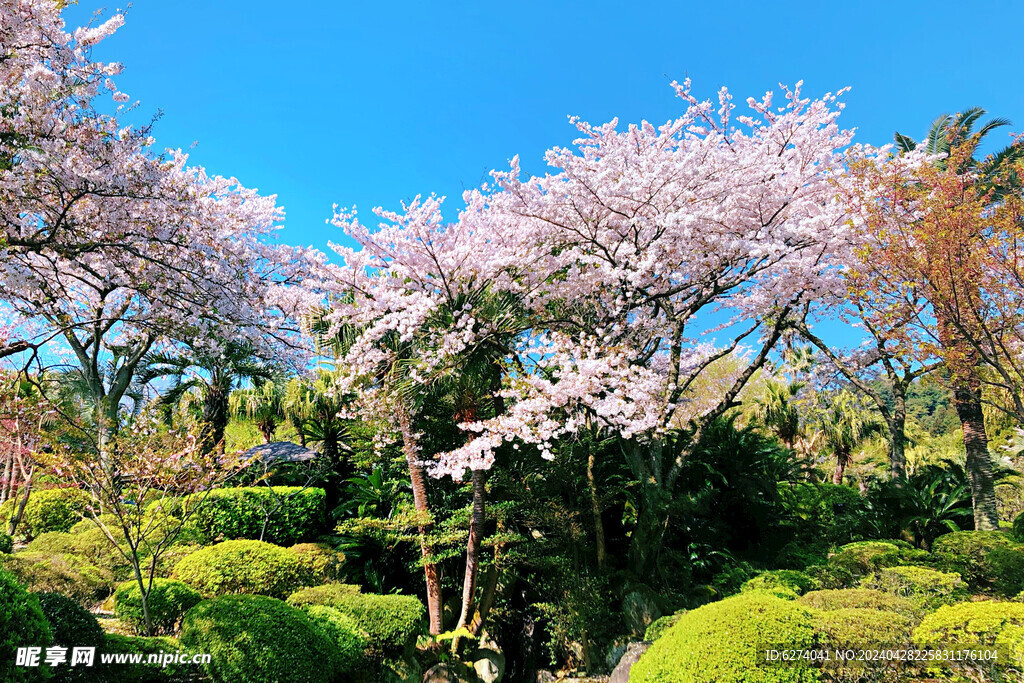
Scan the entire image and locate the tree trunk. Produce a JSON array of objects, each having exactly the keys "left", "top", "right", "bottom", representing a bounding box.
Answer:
[
  {"left": 200, "top": 386, "right": 229, "bottom": 455},
  {"left": 832, "top": 449, "right": 849, "bottom": 485},
  {"left": 456, "top": 468, "right": 486, "bottom": 631},
  {"left": 586, "top": 452, "right": 606, "bottom": 571},
  {"left": 889, "top": 391, "right": 908, "bottom": 479},
  {"left": 953, "top": 382, "right": 1000, "bottom": 530},
  {"left": 395, "top": 402, "right": 443, "bottom": 635}
]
